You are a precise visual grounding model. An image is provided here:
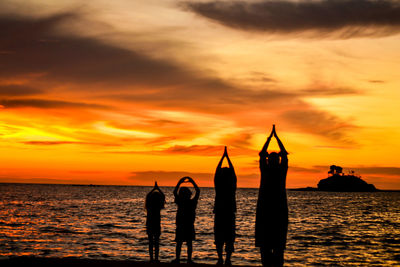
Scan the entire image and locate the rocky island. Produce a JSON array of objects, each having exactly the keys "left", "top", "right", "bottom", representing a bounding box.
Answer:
[{"left": 317, "top": 165, "right": 377, "bottom": 192}]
